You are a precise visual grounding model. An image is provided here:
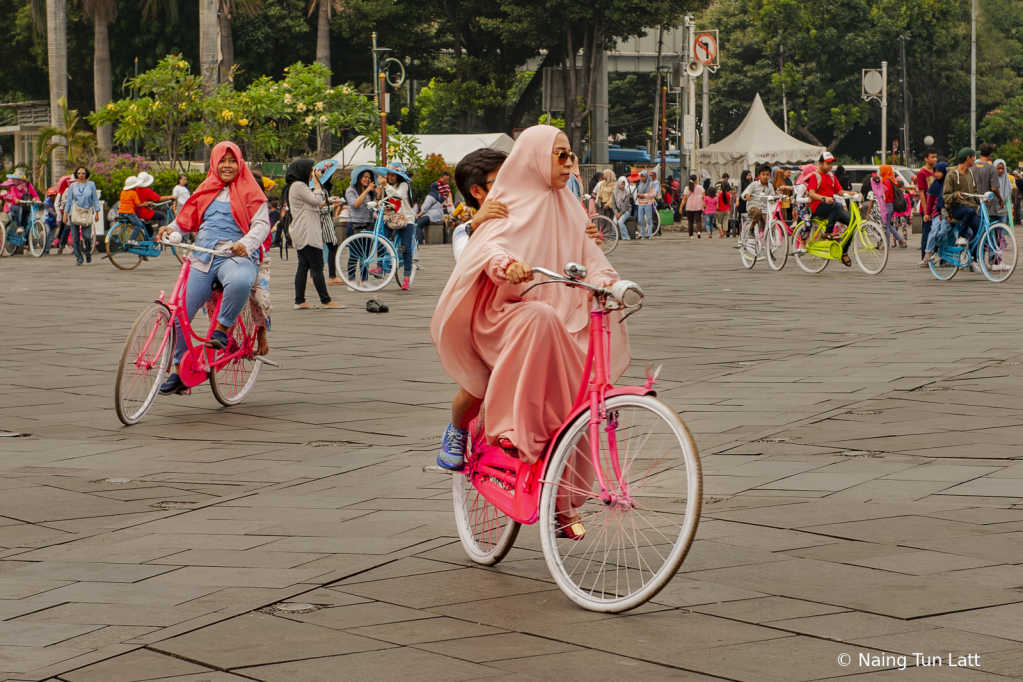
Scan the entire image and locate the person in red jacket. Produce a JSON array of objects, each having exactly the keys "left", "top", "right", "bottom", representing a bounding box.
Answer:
[{"left": 135, "top": 172, "right": 174, "bottom": 228}]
